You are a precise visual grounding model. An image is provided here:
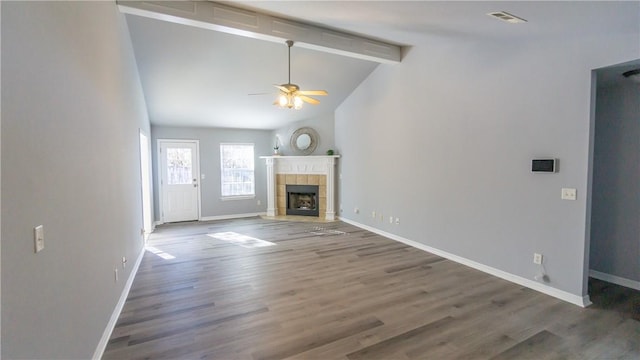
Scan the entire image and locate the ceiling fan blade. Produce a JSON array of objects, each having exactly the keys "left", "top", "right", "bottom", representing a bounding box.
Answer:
[
  {"left": 248, "top": 92, "right": 271, "bottom": 96},
  {"left": 298, "top": 90, "right": 328, "bottom": 96},
  {"left": 299, "top": 95, "right": 320, "bottom": 105},
  {"left": 273, "top": 84, "right": 291, "bottom": 93}
]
